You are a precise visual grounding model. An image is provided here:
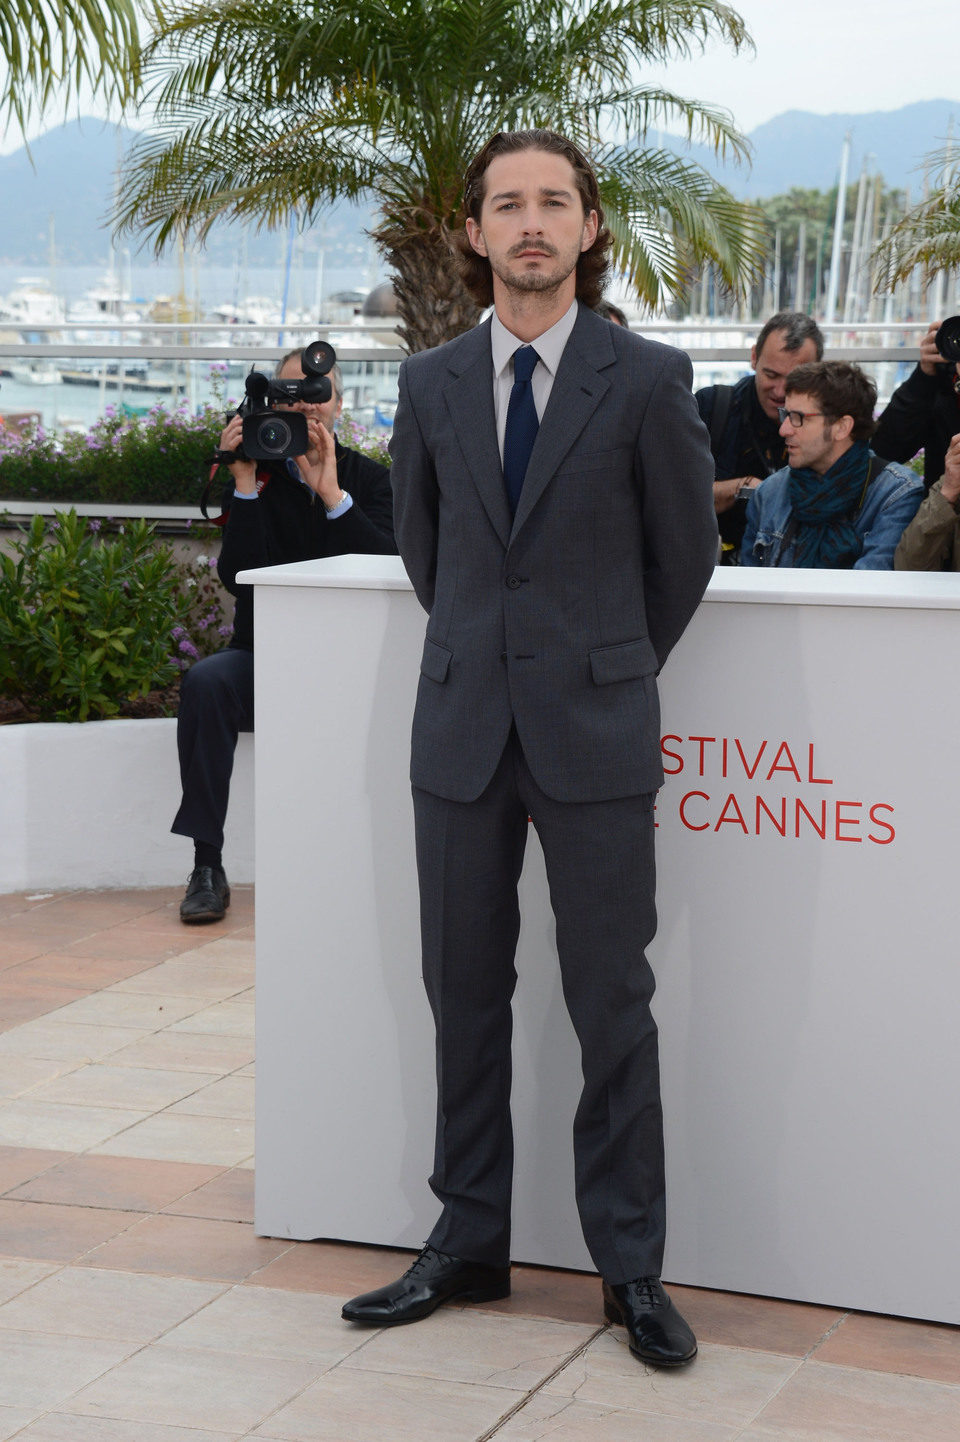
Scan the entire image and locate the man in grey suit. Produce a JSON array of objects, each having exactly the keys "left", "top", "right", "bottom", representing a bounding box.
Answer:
[{"left": 342, "top": 130, "right": 718, "bottom": 1367}]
